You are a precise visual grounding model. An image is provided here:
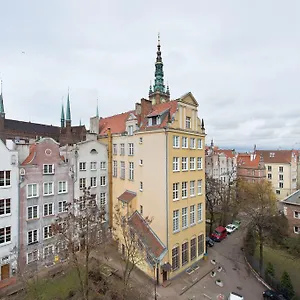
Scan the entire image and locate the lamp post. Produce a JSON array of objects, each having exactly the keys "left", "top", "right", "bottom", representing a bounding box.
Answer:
[{"left": 153, "top": 264, "right": 157, "bottom": 300}]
